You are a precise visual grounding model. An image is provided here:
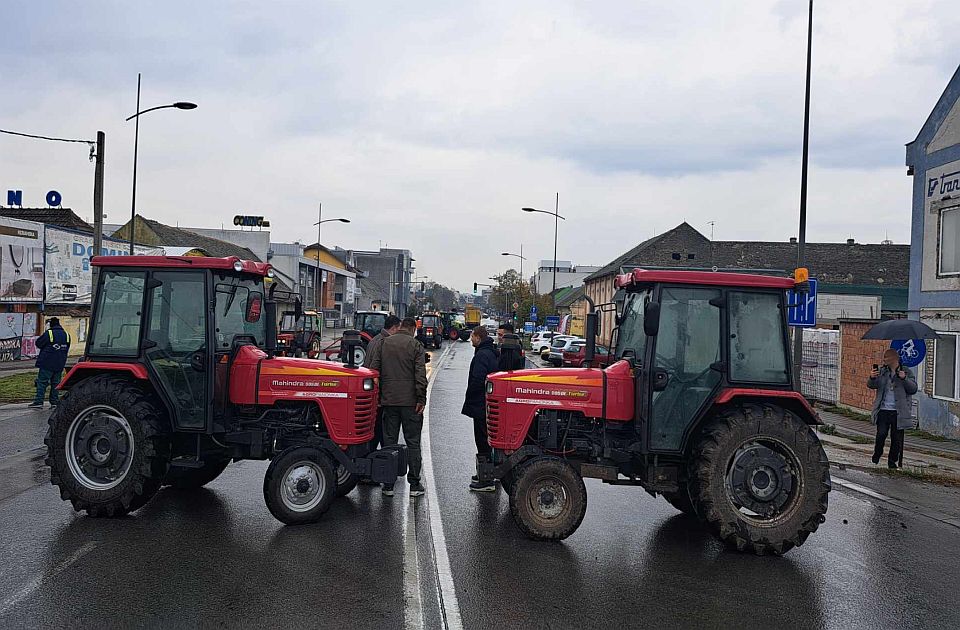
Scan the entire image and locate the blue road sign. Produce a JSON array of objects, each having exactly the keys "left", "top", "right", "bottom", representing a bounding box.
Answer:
[
  {"left": 787, "top": 278, "right": 818, "bottom": 327},
  {"left": 524, "top": 321, "right": 535, "bottom": 334},
  {"left": 891, "top": 339, "right": 926, "bottom": 368},
  {"left": 530, "top": 313, "right": 538, "bottom": 321},
  {"left": 545, "top": 315, "right": 561, "bottom": 327},
  {"left": 530, "top": 305, "right": 538, "bottom": 318}
]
